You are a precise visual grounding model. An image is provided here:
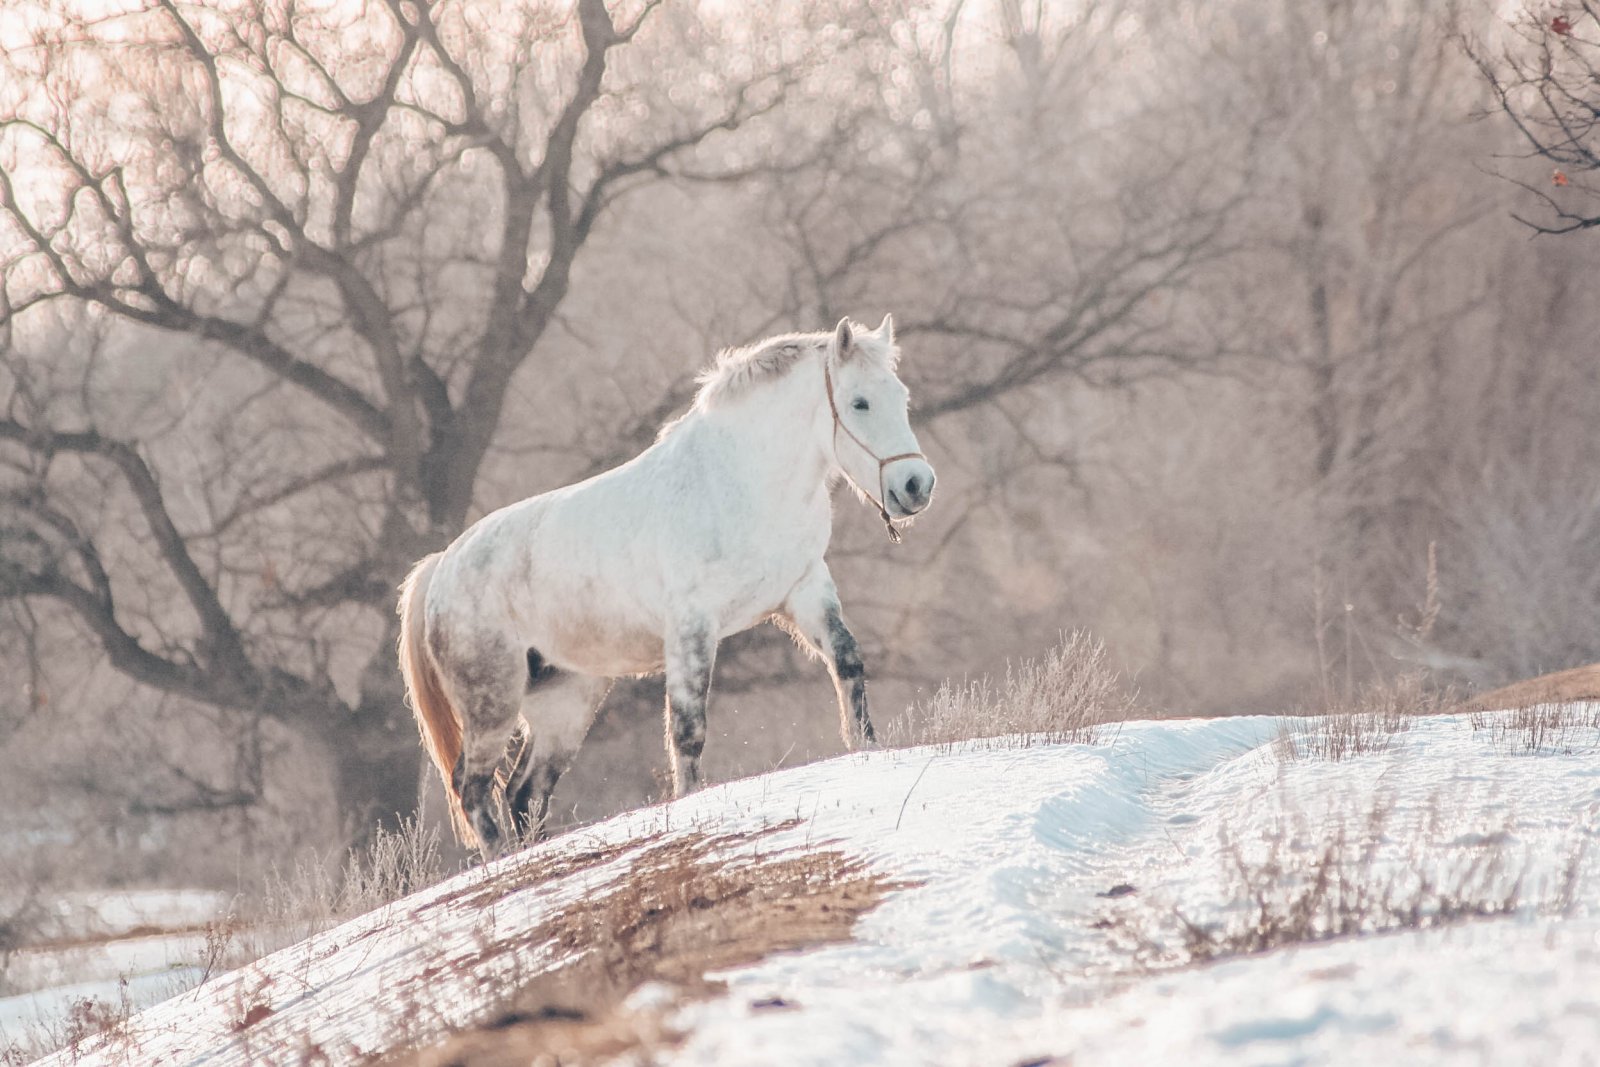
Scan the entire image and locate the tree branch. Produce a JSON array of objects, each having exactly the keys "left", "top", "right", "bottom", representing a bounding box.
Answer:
[{"left": 0, "top": 419, "right": 250, "bottom": 669}]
